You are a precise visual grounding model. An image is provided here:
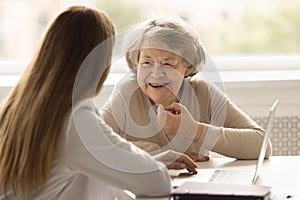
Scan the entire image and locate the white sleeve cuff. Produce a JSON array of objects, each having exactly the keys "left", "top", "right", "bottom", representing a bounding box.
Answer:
[{"left": 199, "top": 125, "right": 222, "bottom": 156}]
